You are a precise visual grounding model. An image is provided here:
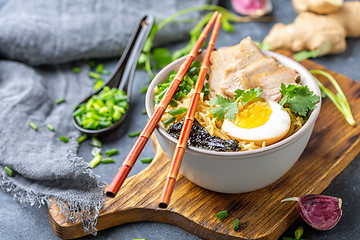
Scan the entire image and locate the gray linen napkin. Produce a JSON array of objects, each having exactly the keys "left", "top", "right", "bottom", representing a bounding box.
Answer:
[{"left": 0, "top": 0, "right": 214, "bottom": 234}]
